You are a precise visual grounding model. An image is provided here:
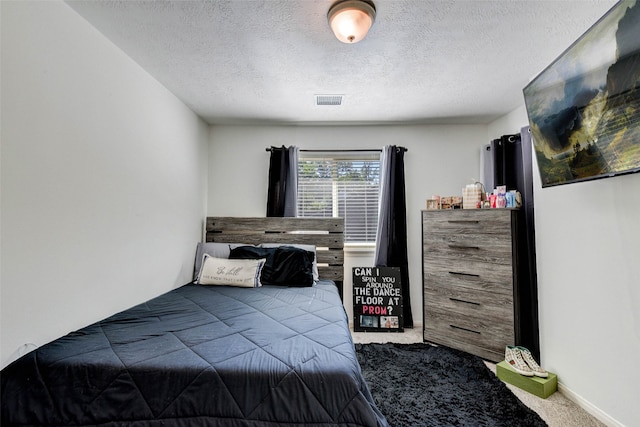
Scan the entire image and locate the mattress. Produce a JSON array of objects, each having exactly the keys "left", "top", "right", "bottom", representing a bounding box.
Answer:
[{"left": 1, "top": 281, "right": 387, "bottom": 427}]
